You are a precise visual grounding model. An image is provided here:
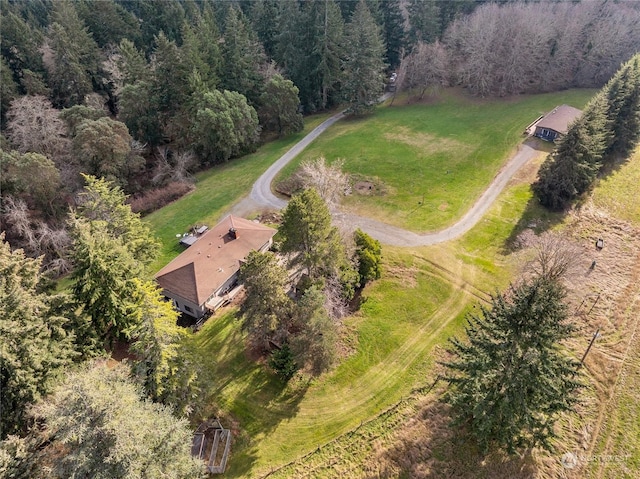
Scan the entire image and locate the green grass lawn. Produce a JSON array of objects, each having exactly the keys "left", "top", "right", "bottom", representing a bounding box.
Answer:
[
  {"left": 144, "top": 112, "right": 332, "bottom": 271},
  {"left": 276, "top": 89, "right": 595, "bottom": 232},
  {"left": 142, "top": 89, "right": 602, "bottom": 477},
  {"left": 181, "top": 175, "right": 537, "bottom": 477},
  {"left": 591, "top": 148, "right": 640, "bottom": 226}
]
